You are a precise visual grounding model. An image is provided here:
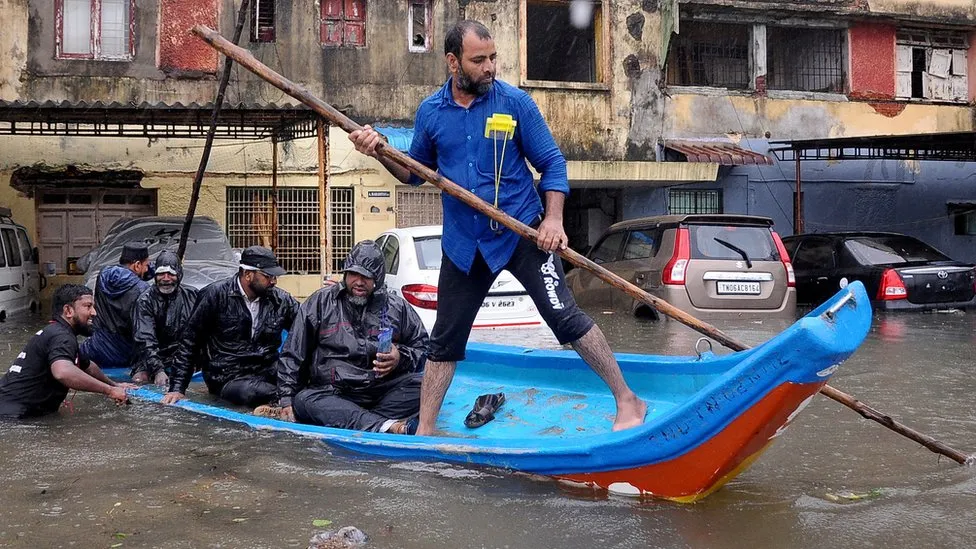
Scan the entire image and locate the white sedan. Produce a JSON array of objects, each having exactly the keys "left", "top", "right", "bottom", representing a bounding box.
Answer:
[{"left": 376, "top": 226, "right": 546, "bottom": 332}]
